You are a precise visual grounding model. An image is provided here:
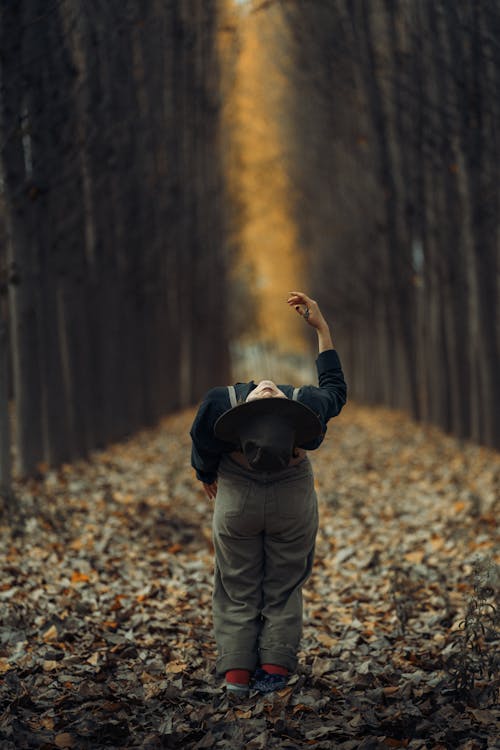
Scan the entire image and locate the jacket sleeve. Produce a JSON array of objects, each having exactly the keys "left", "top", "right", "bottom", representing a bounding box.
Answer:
[
  {"left": 315, "top": 349, "right": 347, "bottom": 418},
  {"left": 298, "top": 349, "right": 347, "bottom": 449},
  {"left": 190, "top": 387, "right": 232, "bottom": 484}
]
